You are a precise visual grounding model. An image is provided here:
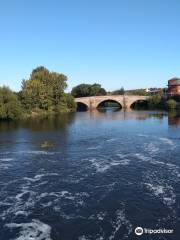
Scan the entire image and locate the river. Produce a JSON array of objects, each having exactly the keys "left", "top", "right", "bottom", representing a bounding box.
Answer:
[{"left": 0, "top": 110, "right": 180, "bottom": 240}]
